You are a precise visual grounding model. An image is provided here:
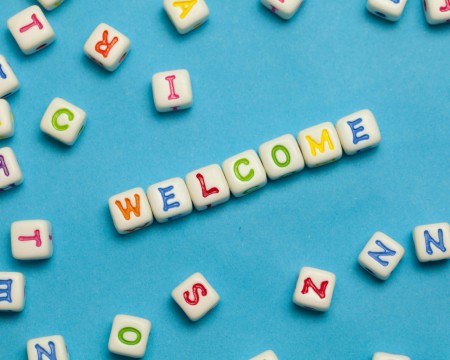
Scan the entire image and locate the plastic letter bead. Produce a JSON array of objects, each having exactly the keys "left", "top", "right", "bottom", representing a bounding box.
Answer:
[
  {"left": 163, "top": 0, "right": 210, "bottom": 34},
  {"left": 185, "top": 164, "right": 231, "bottom": 210},
  {"left": 11, "top": 220, "right": 53, "bottom": 260},
  {"left": 147, "top": 177, "right": 193, "bottom": 223},
  {"left": 297, "top": 122, "right": 343, "bottom": 168},
  {"left": 40, "top": 98, "right": 86, "bottom": 146},
  {"left": 293, "top": 267, "right": 336, "bottom": 312},
  {"left": 27, "top": 335, "right": 69, "bottom": 360},
  {"left": 424, "top": 0, "right": 450, "bottom": 24},
  {"left": 0, "top": 147, "right": 23, "bottom": 192},
  {"left": 109, "top": 187, "right": 154, "bottom": 234},
  {"left": 222, "top": 149, "right": 267, "bottom": 197},
  {"left": 0, "top": 99, "right": 14, "bottom": 139},
  {"left": 172, "top": 272, "right": 220, "bottom": 321},
  {"left": 358, "top": 232, "right": 405, "bottom": 280},
  {"left": 7, "top": 6, "right": 55, "bottom": 55},
  {"left": 0, "top": 56, "right": 20, "bottom": 99},
  {"left": 37, "top": 0, "right": 65, "bottom": 11},
  {"left": 258, "top": 134, "right": 305, "bottom": 180},
  {"left": 335, "top": 109, "right": 381, "bottom": 155},
  {"left": 367, "top": 0, "right": 408, "bottom": 21},
  {"left": 250, "top": 350, "right": 279, "bottom": 360},
  {"left": 84, "top": 23, "right": 131, "bottom": 71},
  {"left": 108, "top": 314, "right": 152, "bottom": 358},
  {"left": 372, "top": 352, "right": 411, "bottom": 360},
  {"left": 413, "top": 222, "right": 450, "bottom": 262},
  {"left": 261, "top": 0, "right": 305, "bottom": 20},
  {"left": 152, "top": 69, "right": 193, "bottom": 112},
  {"left": 0, "top": 272, "right": 25, "bottom": 312}
]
